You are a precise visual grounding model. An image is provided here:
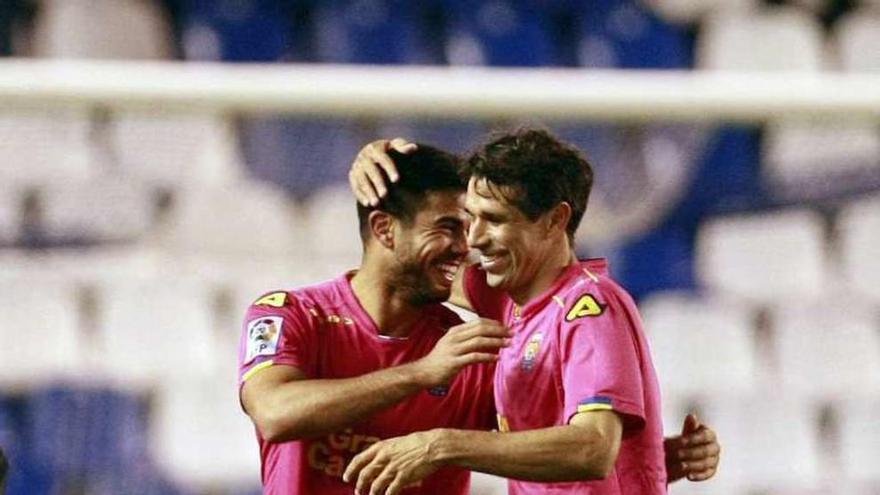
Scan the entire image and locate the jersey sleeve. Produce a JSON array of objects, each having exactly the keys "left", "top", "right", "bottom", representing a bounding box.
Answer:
[
  {"left": 560, "top": 290, "right": 646, "bottom": 431},
  {"left": 237, "top": 291, "right": 318, "bottom": 387},
  {"left": 462, "top": 264, "right": 507, "bottom": 322}
]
